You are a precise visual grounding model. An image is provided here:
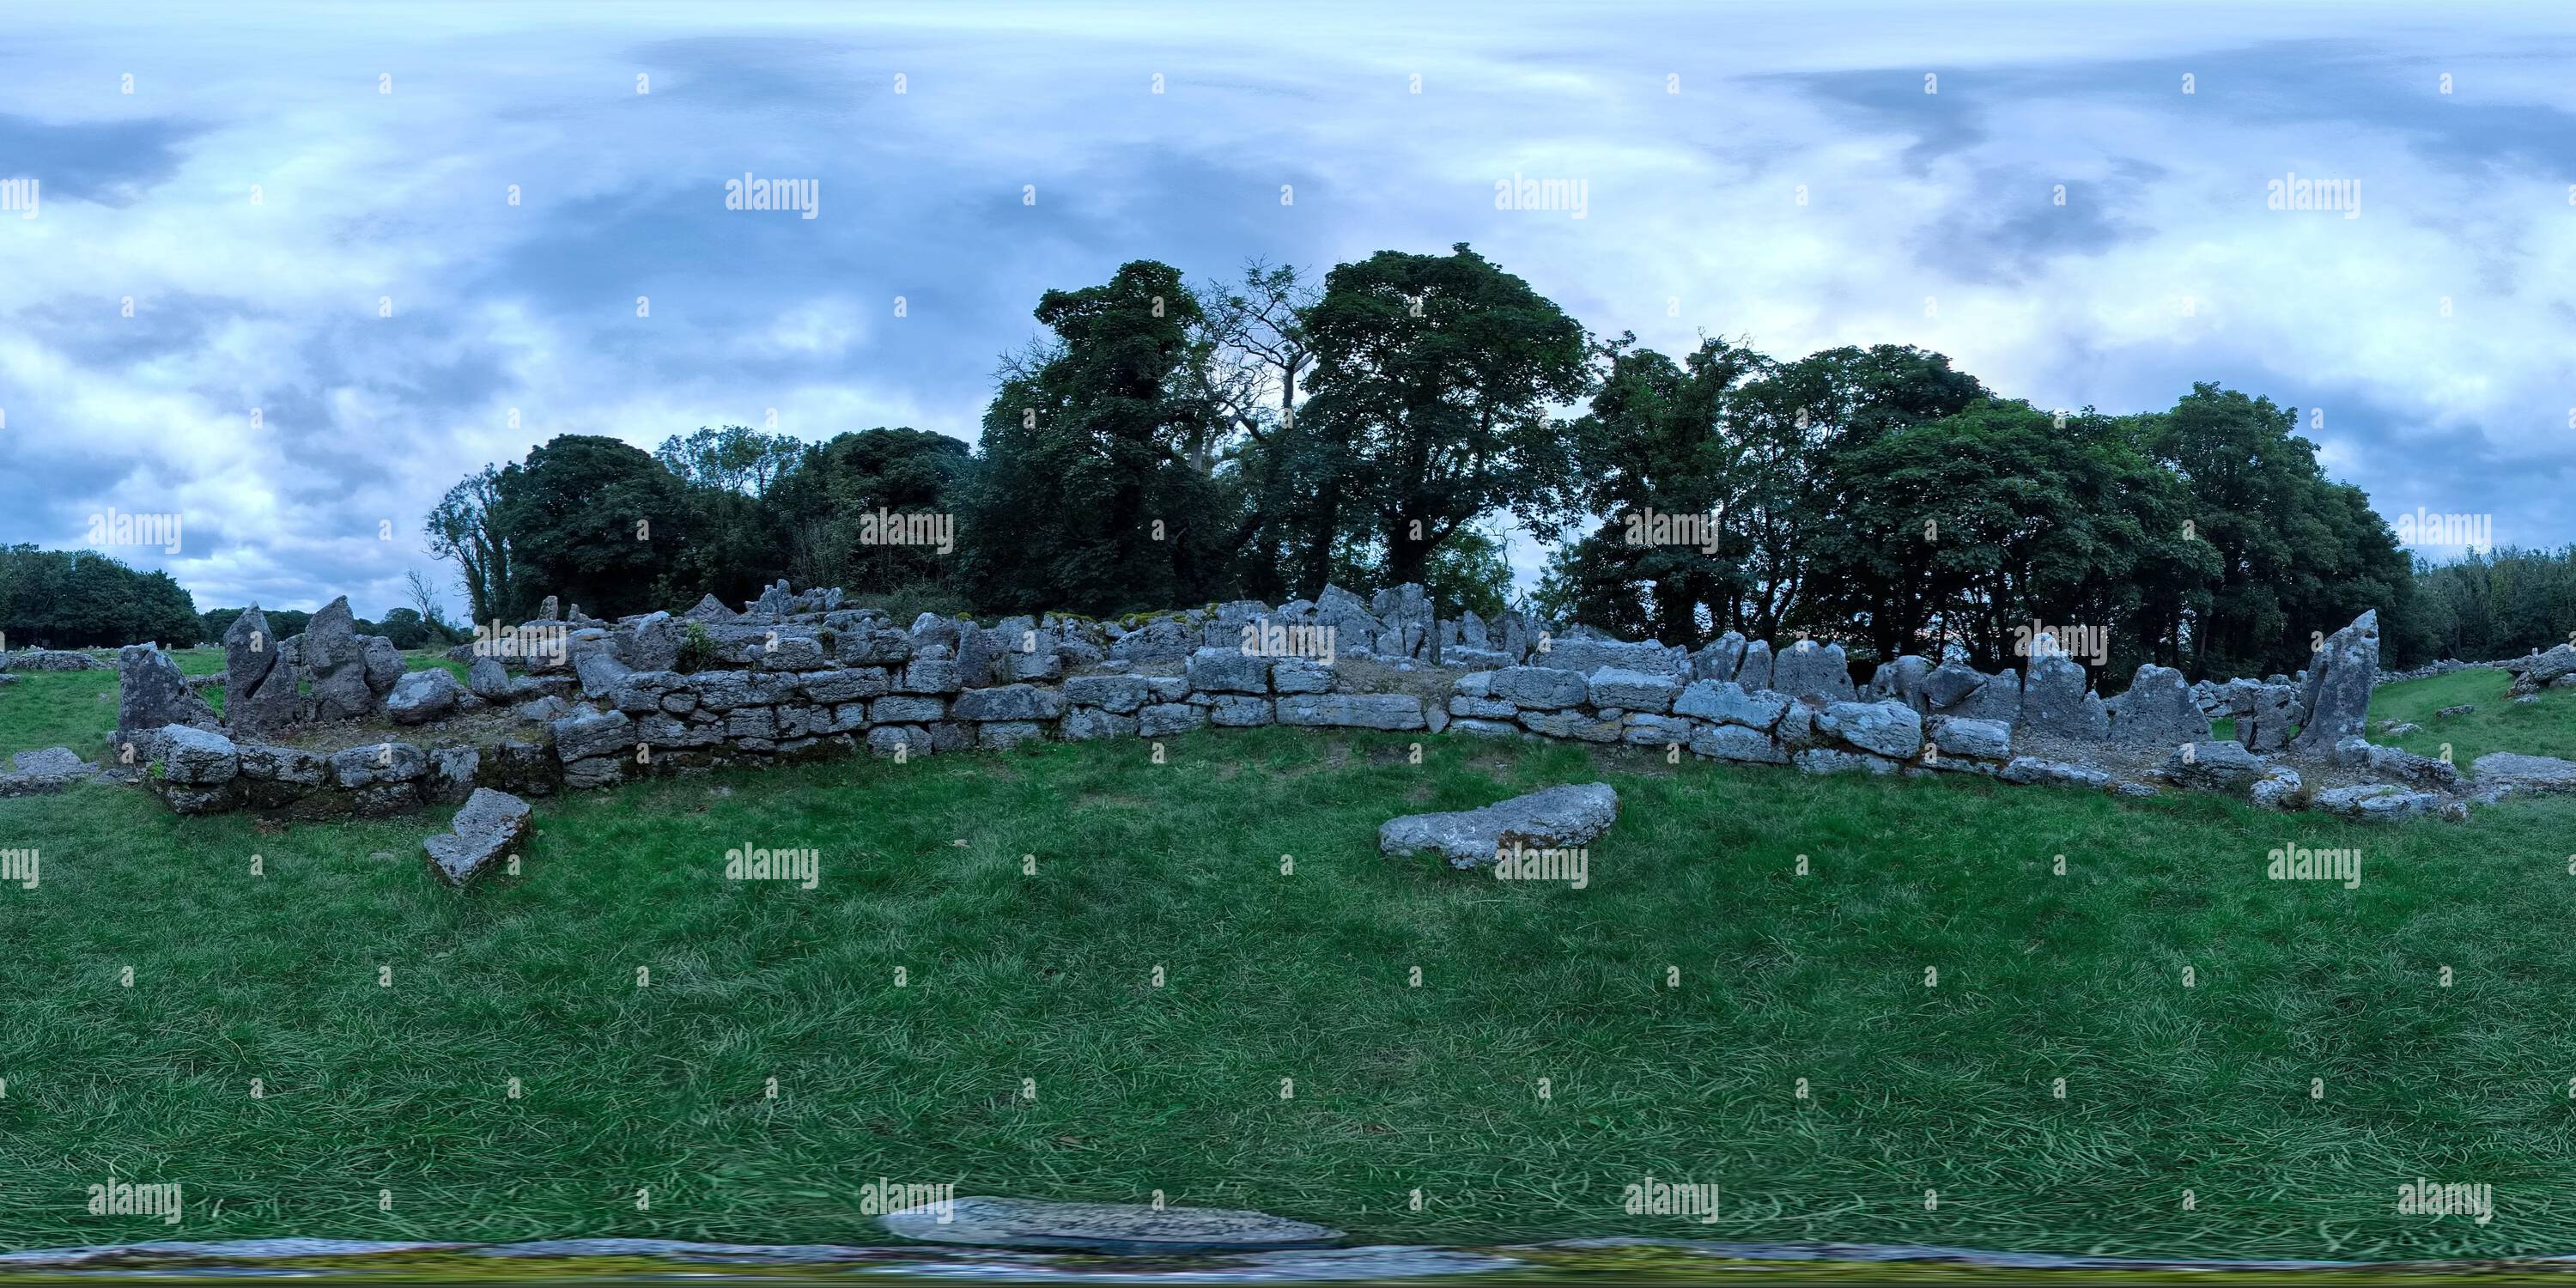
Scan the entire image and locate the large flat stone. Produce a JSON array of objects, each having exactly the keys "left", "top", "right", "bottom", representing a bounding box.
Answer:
[
  {"left": 1378, "top": 782, "right": 1617, "bottom": 869},
  {"left": 882, "top": 1195, "right": 1342, "bottom": 1255}
]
